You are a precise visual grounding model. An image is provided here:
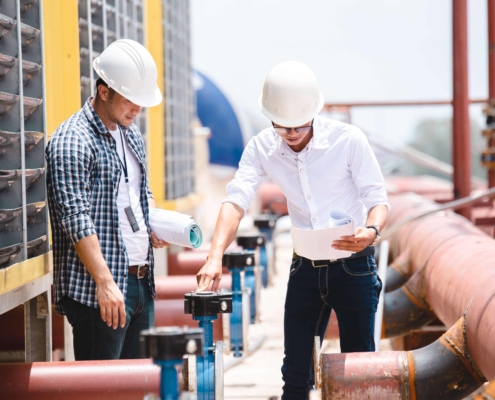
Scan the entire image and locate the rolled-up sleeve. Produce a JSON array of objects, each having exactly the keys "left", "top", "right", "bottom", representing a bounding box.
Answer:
[
  {"left": 223, "top": 138, "right": 267, "bottom": 214},
  {"left": 46, "top": 132, "right": 97, "bottom": 244},
  {"left": 348, "top": 129, "right": 391, "bottom": 212}
]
